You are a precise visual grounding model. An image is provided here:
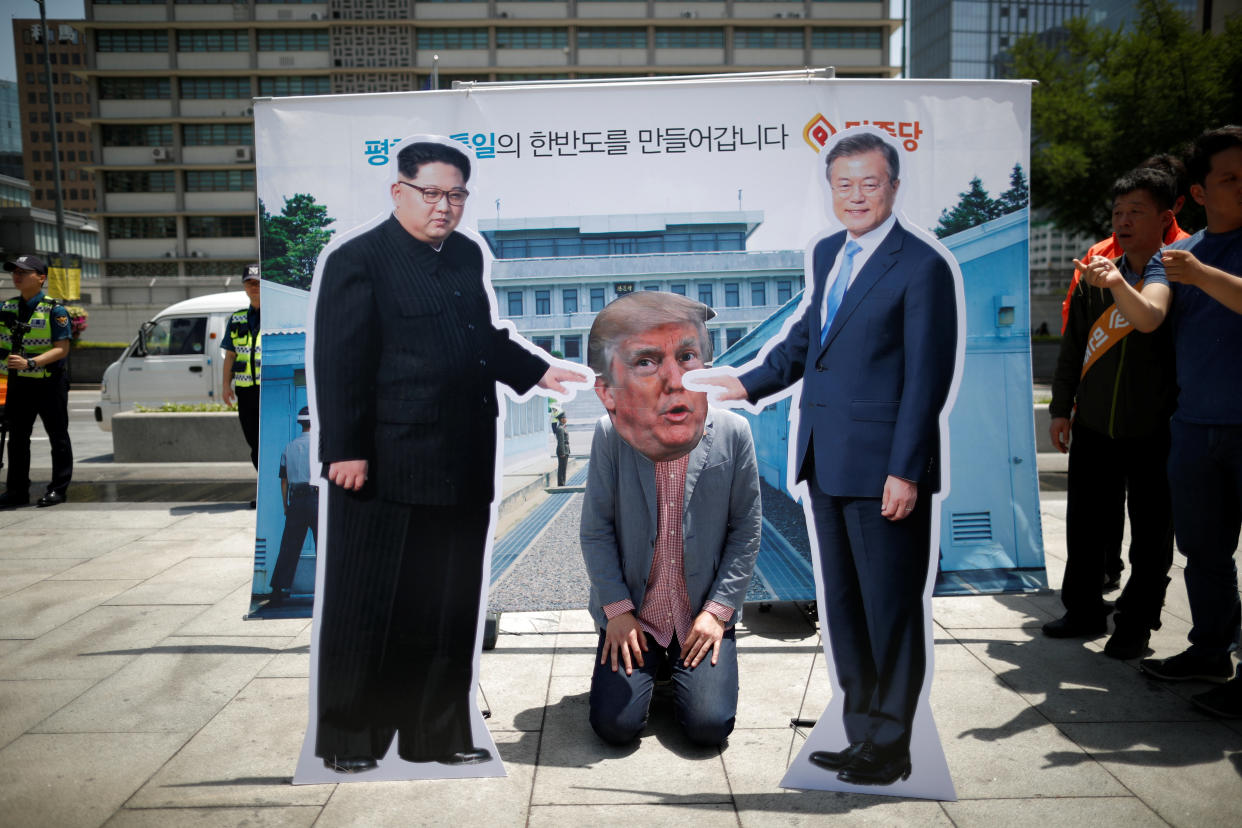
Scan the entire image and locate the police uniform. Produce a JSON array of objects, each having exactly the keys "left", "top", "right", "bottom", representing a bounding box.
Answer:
[
  {"left": 222, "top": 293, "right": 261, "bottom": 469},
  {"left": 269, "top": 408, "right": 317, "bottom": 605},
  {"left": 0, "top": 287, "right": 73, "bottom": 504}
]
